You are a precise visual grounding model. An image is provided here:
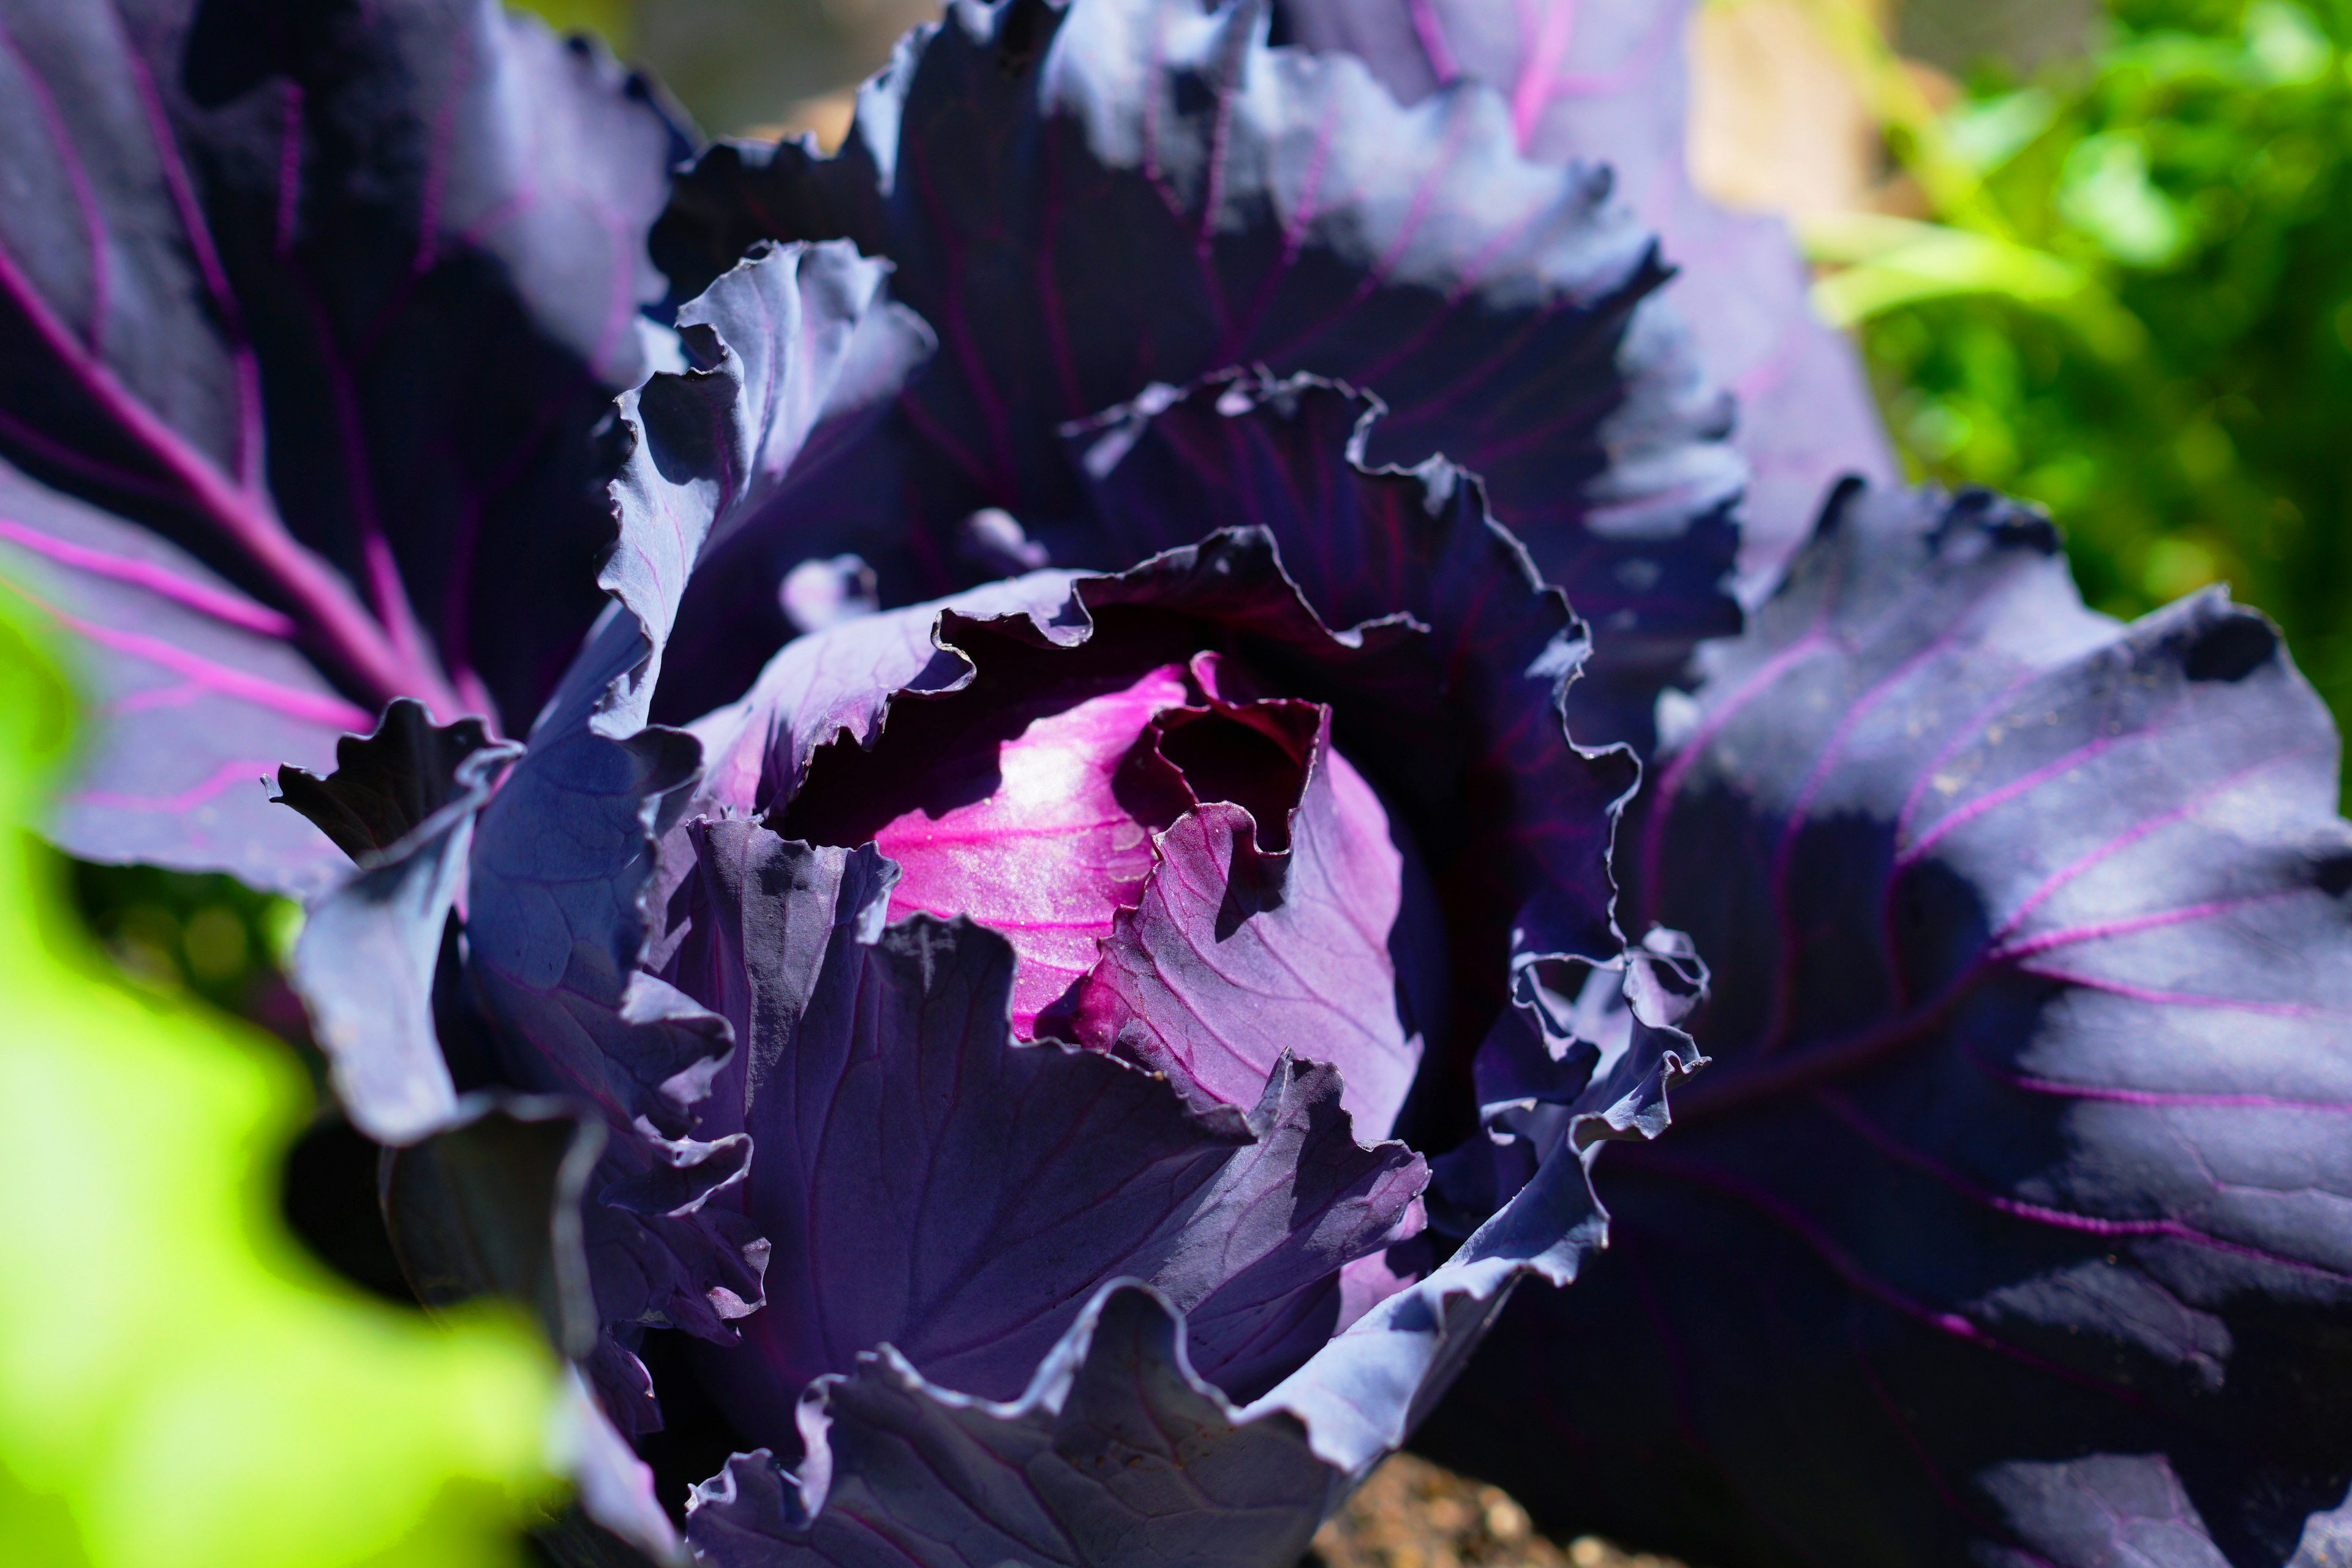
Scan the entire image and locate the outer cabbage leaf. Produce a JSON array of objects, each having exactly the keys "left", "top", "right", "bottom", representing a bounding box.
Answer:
[
  {"left": 0, "top": 586, "right": 564, "bottom": 1567},
  {"left": 675, "top": 937, "right": 1703, "bottom": 1568},
  {"left": 1274, "top": 0, "right": 1898, "bottom": 586},
  {"left": 645, "top": 0, "right": 1740, "bottom": 733},
  {"left": 1415, "top": 483, "right": 2352, "bottom": 1567},
  {"left": 685, "top": 1283, "right": 1344, "bottom": 1568},
  {"left": 451, "top": 241, "right": 921, "bottom": 1441},
  {"left": 662, "top": 848, "right": 1698, "bottom": 1568},
  {"left": 270, "top": 241, "right": 921, "bottom": 1474},
  {"left": 0, "top": 0, "right": 680, "bottom": 891},
  {"left": 277, "top": 700, "right": 522, "bottom": 1142}
]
